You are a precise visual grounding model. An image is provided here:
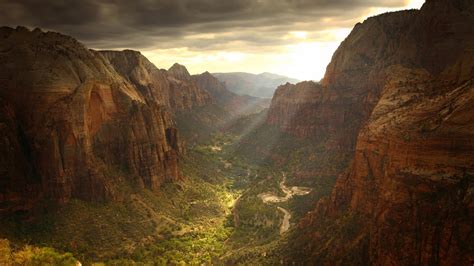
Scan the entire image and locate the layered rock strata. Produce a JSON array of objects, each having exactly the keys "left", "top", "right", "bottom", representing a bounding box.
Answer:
[
  {"left": 0, "top": 27, "right": 186, "bottom": 213},
  {"left": 284, "top": 0, "right": 474, "bottom": 264}
]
